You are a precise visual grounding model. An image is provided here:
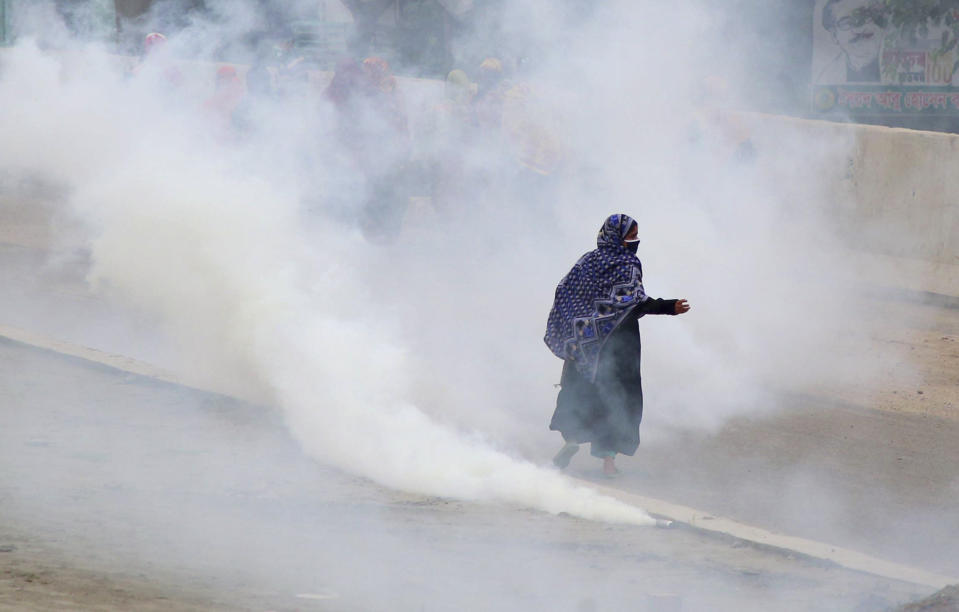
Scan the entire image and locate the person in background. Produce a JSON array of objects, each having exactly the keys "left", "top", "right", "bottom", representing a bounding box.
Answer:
[
  {"left": 323, "top": 57, "right": 411, "bottom": 239},
  {"left": 324, "top": 57, "right": 373, "bottom": 160},
  {"left": 362, "top": 56, "right": 409, "bottom": 138},
  {"left": 467, "top": 57, "right": 518, "bottom": 203},
  {"left": 232, "top": 64, "right": 275, "bottom": 137},
  {"left": 130, "top": 32, "right": 183, "bottom": 88},
  {"left": 358, "top": 57, "right": 411, "bottom": 239},
  {"left": 320, "top": 57, "right": 373, "bottom": 223},
  {"left": 325, "top": 57, "right": 369, "bottom": 111},
  {"left": 271, "top": 25, "right": 310, "bottom": 98},
  {"left": 203, "top": 65, "right": 245, "bottom": 140},
  {"left": 545, "top": 214, "right": 690, "bottom": 477},
  {"left": 441, "top": 69, "right": 477, "bottom": 120},
  {"left": 498, "top": 70, "right": 565, "bottom": 213},
  {"left": 473, "top": 57, "right": 511, "bottom": 131},
  {"left": 277, "top": 55, "right": 311, "bottom": 100},
  {"left": 425, "top": 68, "right": 477, "bottom": 214},
  {"left": 143, "top": 31, "right": 166, "bottom": 55}
]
